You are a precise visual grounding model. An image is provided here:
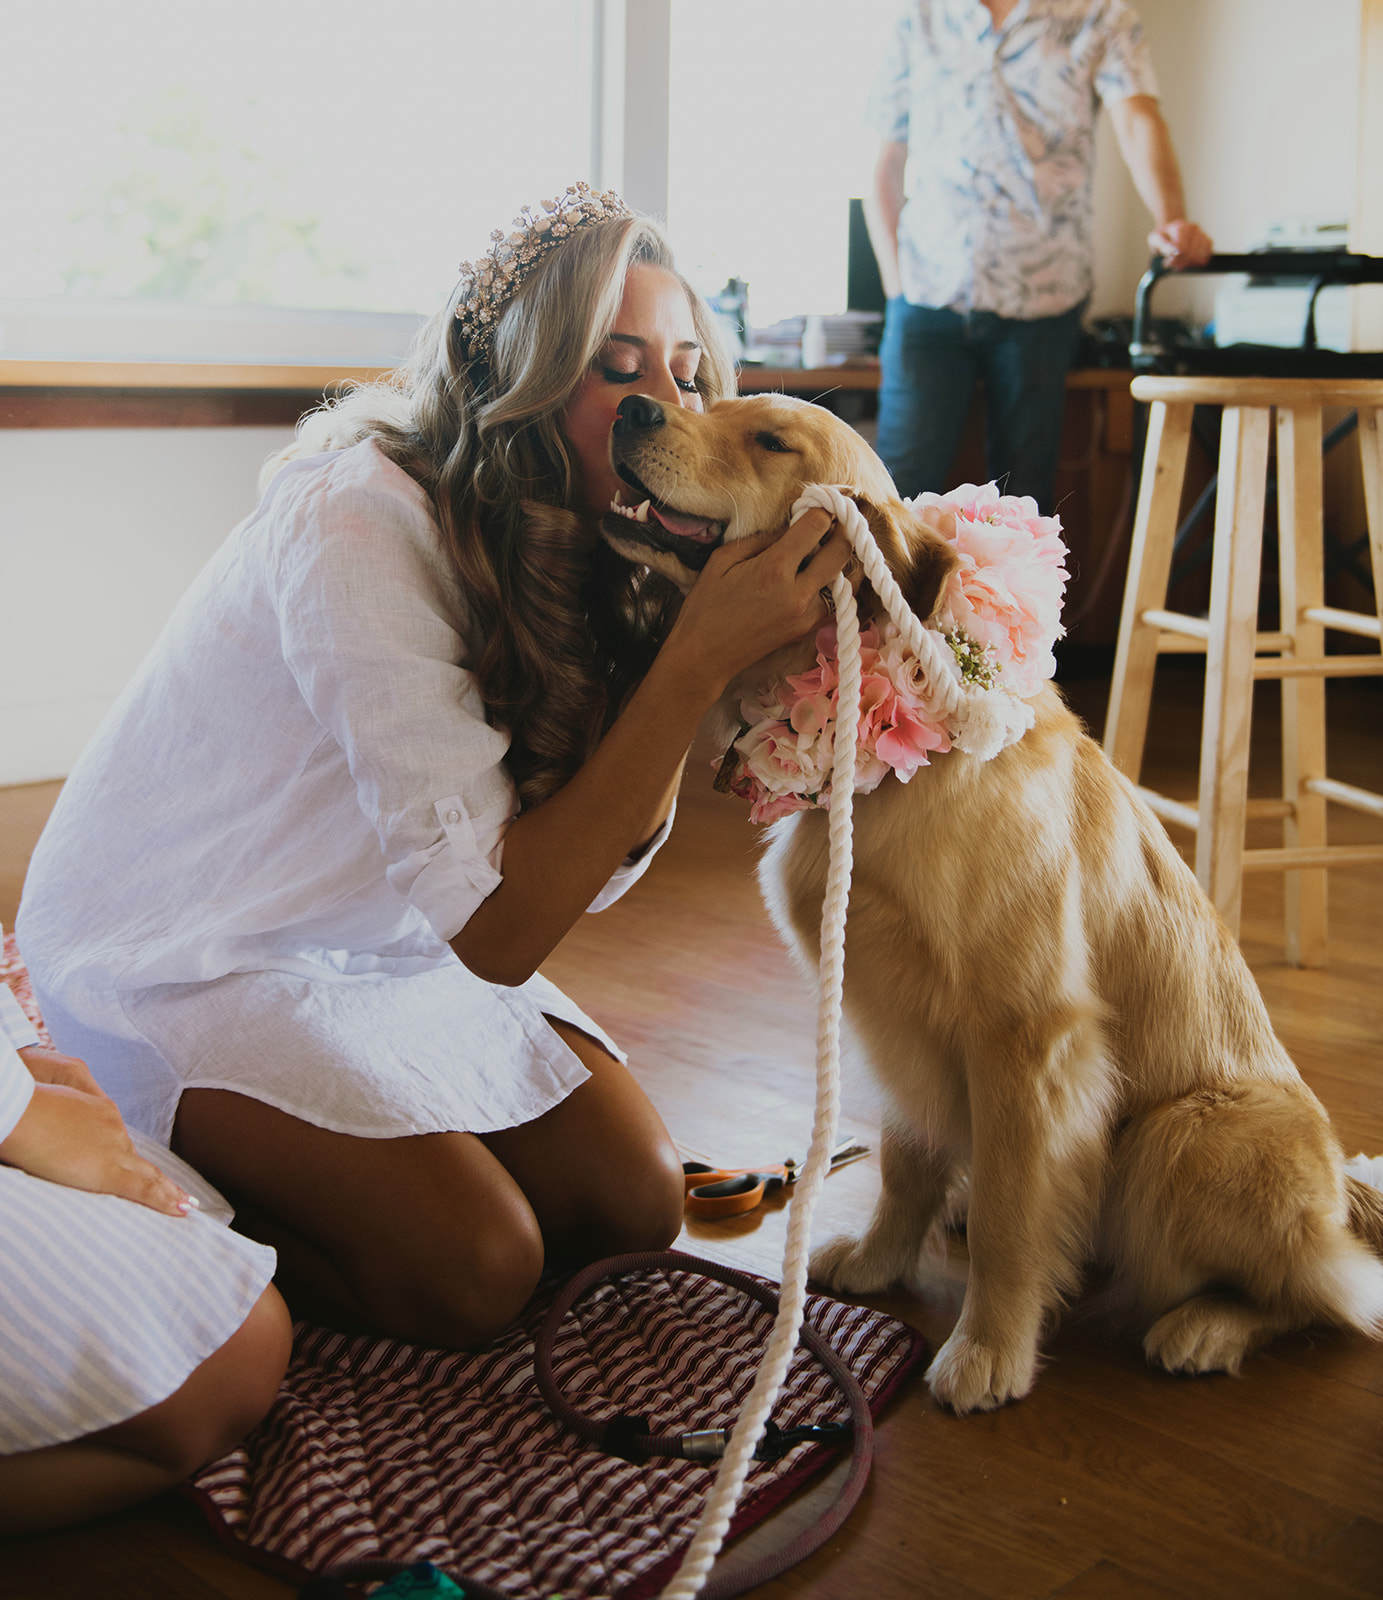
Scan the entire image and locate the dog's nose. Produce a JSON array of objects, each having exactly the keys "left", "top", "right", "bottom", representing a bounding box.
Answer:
[{"left": 613, "top": 394, "right": 666, "bottom": 436}]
